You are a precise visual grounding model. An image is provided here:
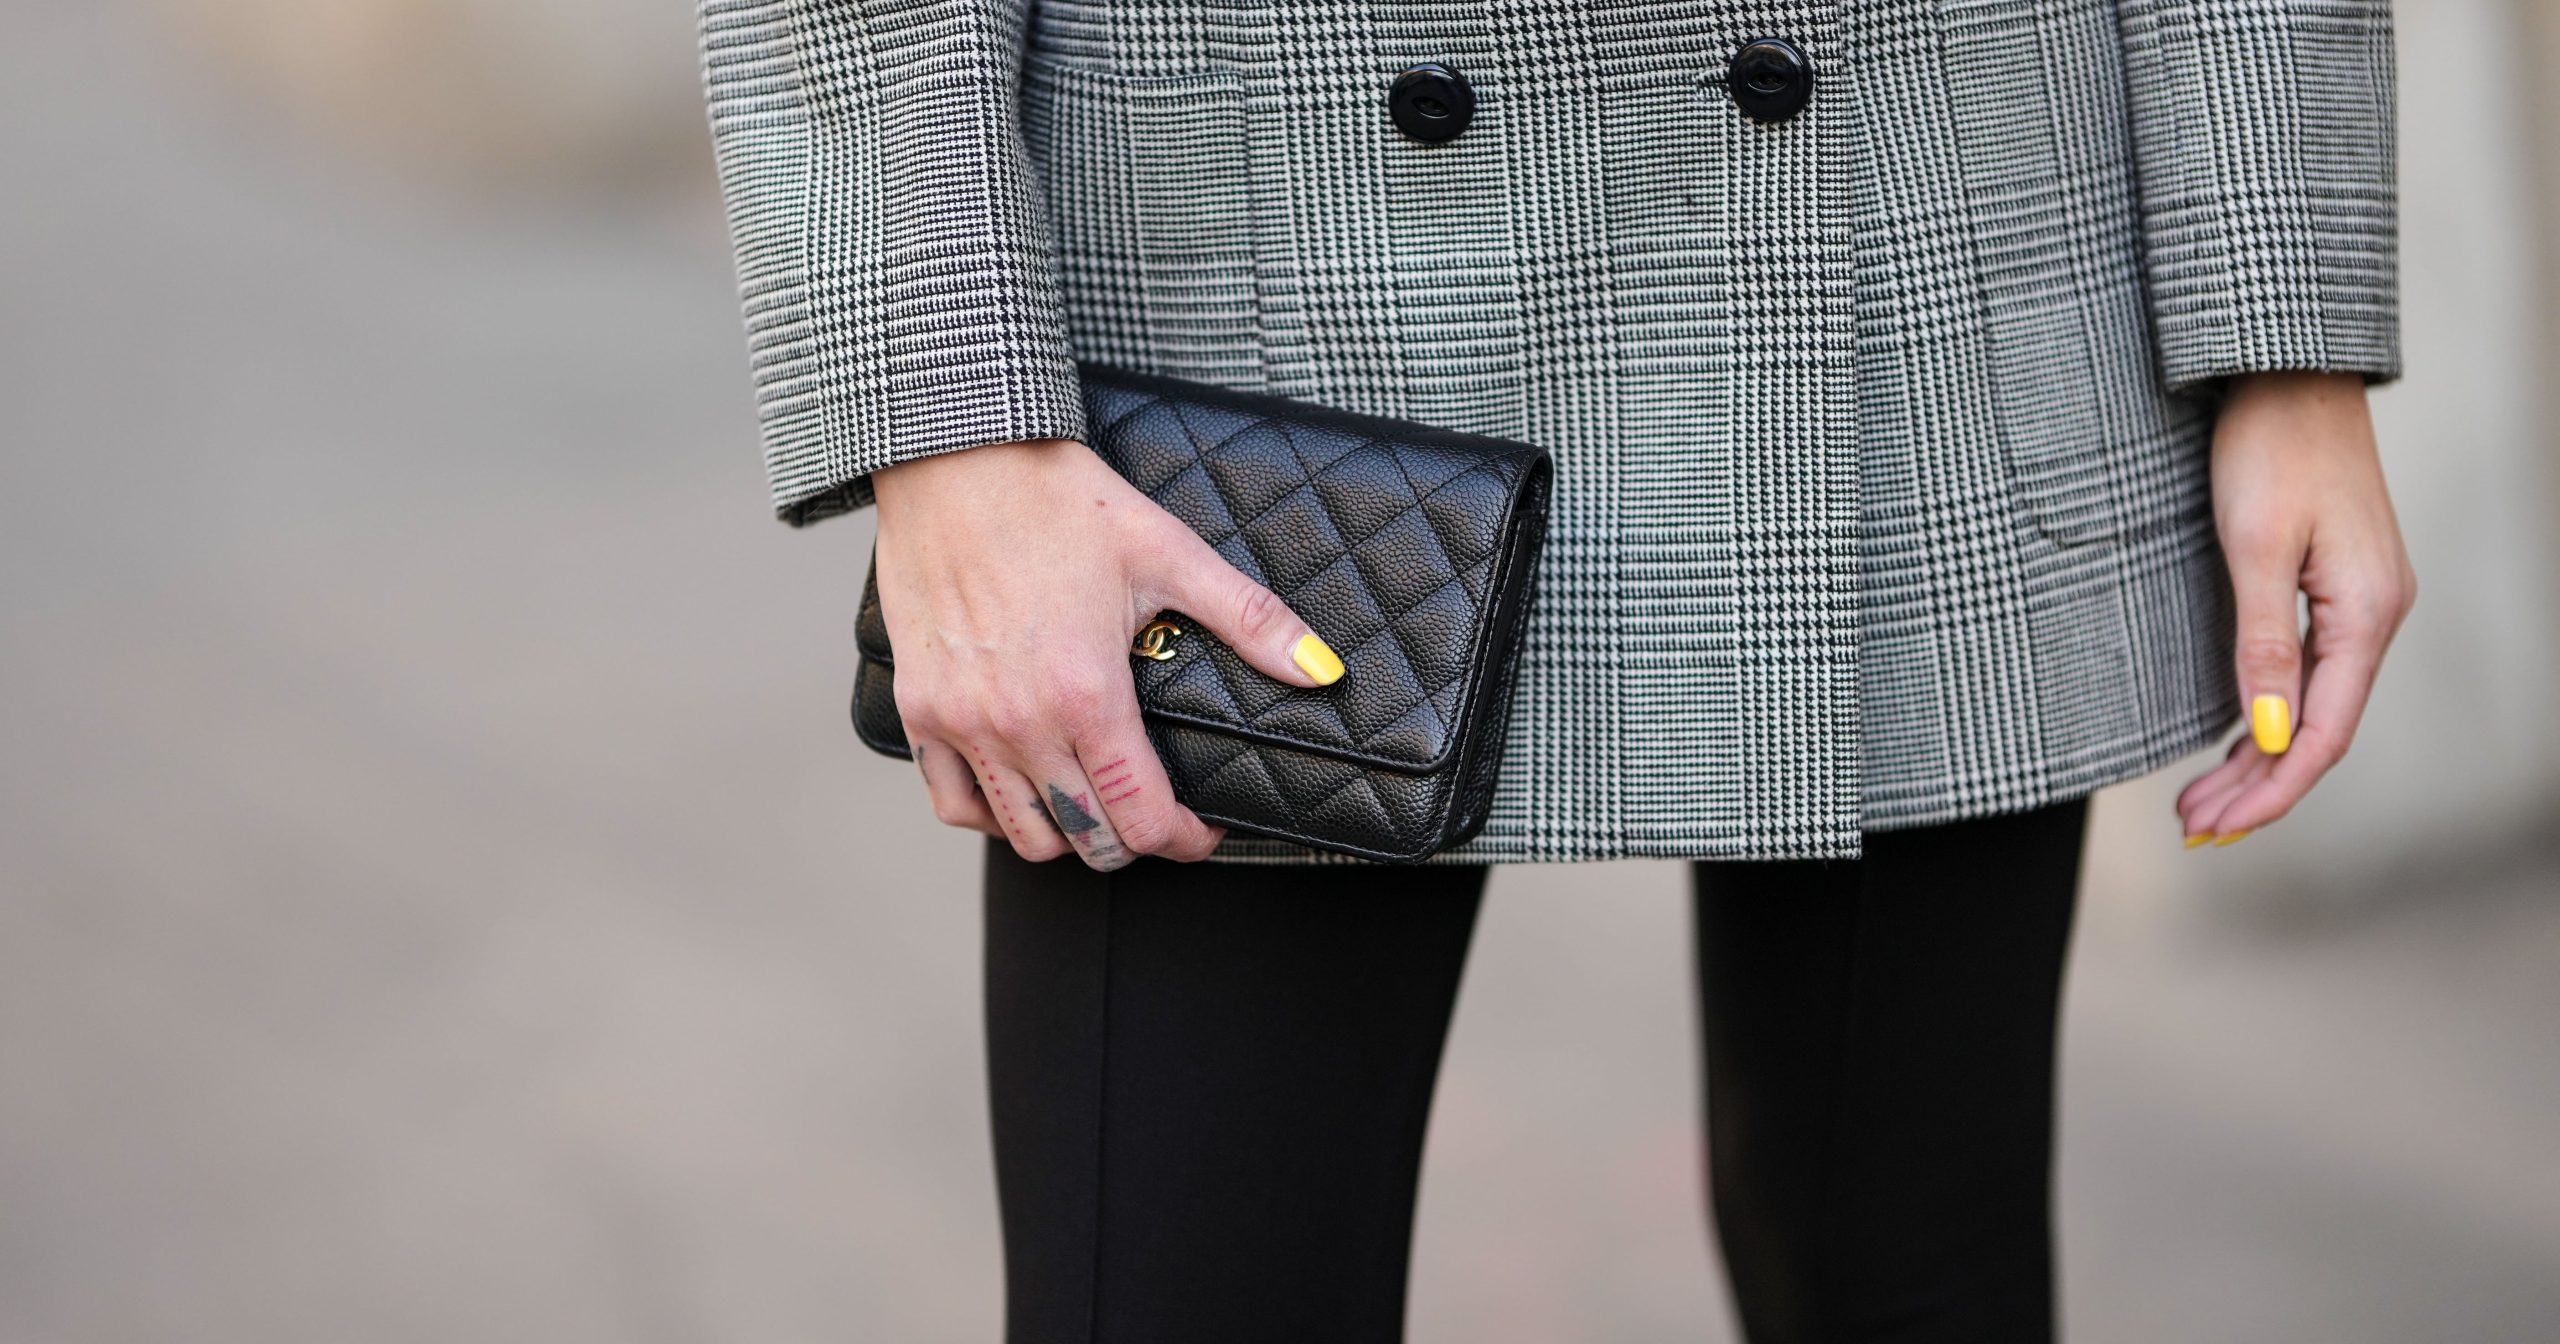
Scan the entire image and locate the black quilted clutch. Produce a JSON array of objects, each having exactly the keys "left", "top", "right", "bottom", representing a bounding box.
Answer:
[{"left": 853, "top": 364, "right": 1552, "bottom": 863}]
